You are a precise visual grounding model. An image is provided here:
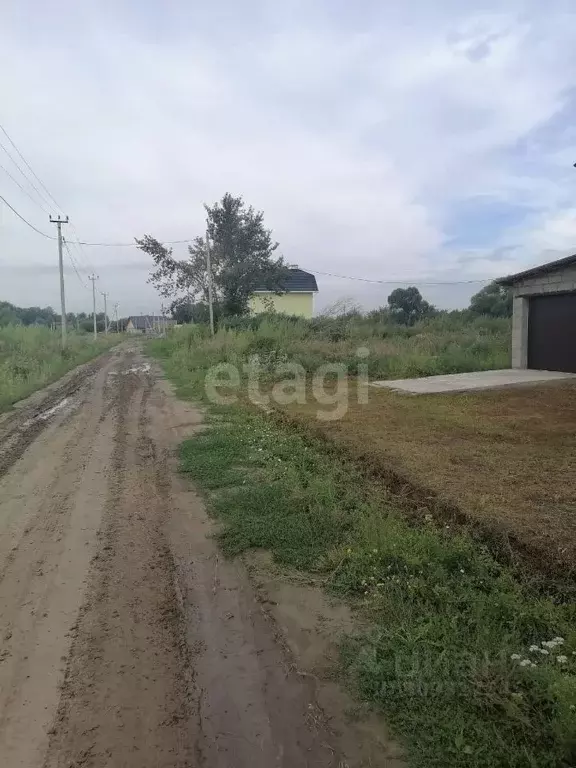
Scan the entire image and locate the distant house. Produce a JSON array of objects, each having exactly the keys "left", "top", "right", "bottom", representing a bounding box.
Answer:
[
  {"left": 126, "top": 315, "right": 175, "bottom": 334},
  {"left": 249, "top": 268, "right": 318, "bottom": 319}
]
